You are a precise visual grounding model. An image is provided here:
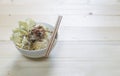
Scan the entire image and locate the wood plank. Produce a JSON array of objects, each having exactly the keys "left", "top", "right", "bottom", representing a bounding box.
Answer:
[
  {"left": 1, "top": 15, "right": 120, "bottom": 27},
  {"left": 0, "top": 41, "right": 120, "bottom": 76},
  {"left": 1, "top": 26, "right": 120, "bottom": 41},
  {"left": 1, "top": 0, "right": 120, "bottom": 5},
  {"left": 0, "top": 8, "right": 120, "bottom": 16},
  {"left": 90, "top": 0, "right": 120, "bottom": 5},
  {"left": 0, "top": 3, "right": 120, "bottom": 15},
  {"left": 0, "top": 0, "right": 88, "bottom": 5},
  {"left": 1, "top": 41, "right": 120, "bottom": 60}
]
